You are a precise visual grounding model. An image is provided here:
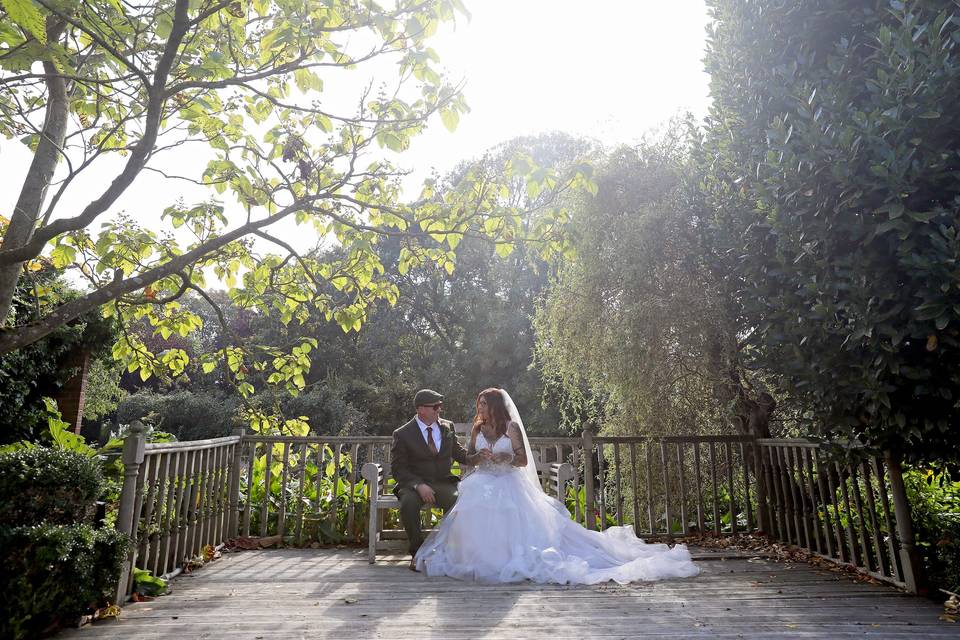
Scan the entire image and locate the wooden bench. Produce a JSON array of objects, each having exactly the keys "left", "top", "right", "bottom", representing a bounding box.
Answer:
[{"left": 361, "top": 458, "right": 575, "bottom": 564}]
